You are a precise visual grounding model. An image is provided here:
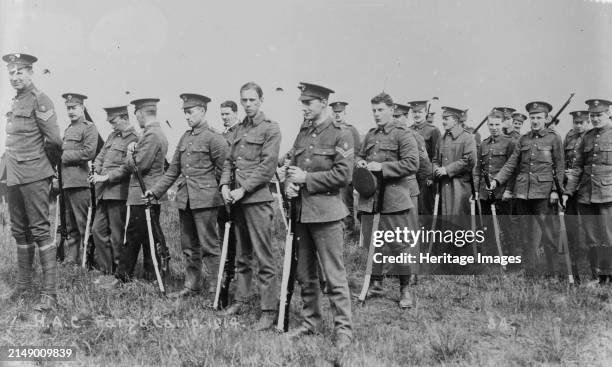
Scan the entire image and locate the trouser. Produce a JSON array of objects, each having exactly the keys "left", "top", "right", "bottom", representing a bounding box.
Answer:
[
  {"left": 515, "top": 199, "right": 558, "bottom": 275},
  {"left": 479, "top": 199, "right": 514, "bottom": 256},
  {"left": 180, "top": 205, "right": 220, "bottom": 291},
  {"left": 340, "top": 184, "right": 357, "bottom": 235},
  {"left": 233, "top": 201, "right": 277, "bottom": 311},
  {"left": 418, "top": 181, "right": 435, "bottom": 228},
  {"left": 564, "top": 195, "right": 584, "bottom": 269},
  {"left": 295, "top": 220, "right": 353, "bottom": 337},
  {"left": 508, "top": 198, "right": 522, "bottom": 255},
  {"left": 578, "top": 202, "right": 612, "bottom": 276},
  {"left": 63, "top": 187, "right": 90, "bottom": 263},
  {"left": 7, "top": 178, "right": 57, "bottom": 296},
  {"left": 116, "top": 204, "right": 162, "bottom": 282},
  {"left": 92, "top": 199, "right": 127, "bottom": 274}
]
